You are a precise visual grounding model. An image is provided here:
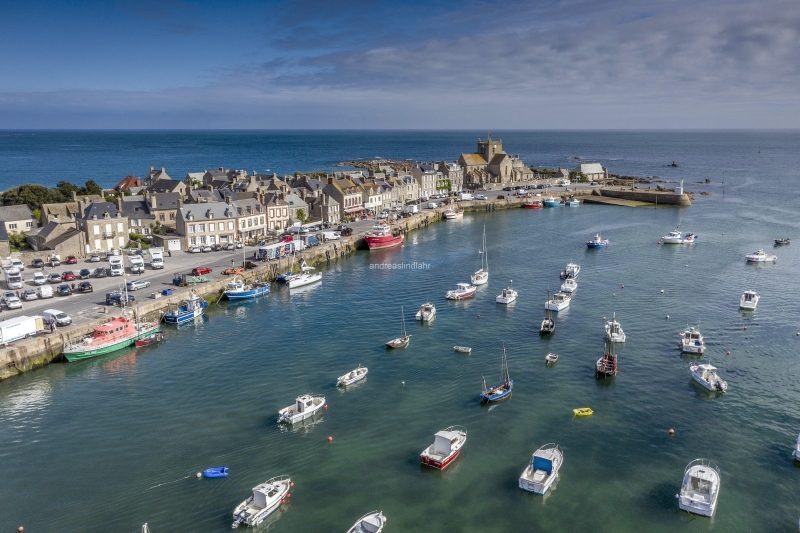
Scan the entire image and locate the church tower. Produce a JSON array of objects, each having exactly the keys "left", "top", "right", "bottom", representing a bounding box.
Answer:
[{"left": 477, "top": 136, "right": 503, "bottom": 162}]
